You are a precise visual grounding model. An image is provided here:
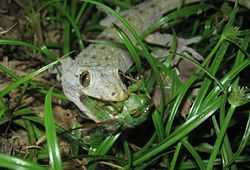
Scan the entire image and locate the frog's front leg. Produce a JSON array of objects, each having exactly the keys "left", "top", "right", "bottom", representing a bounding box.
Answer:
[{"left": 145, "top": 32, "right": 203, "bottom": 63}]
